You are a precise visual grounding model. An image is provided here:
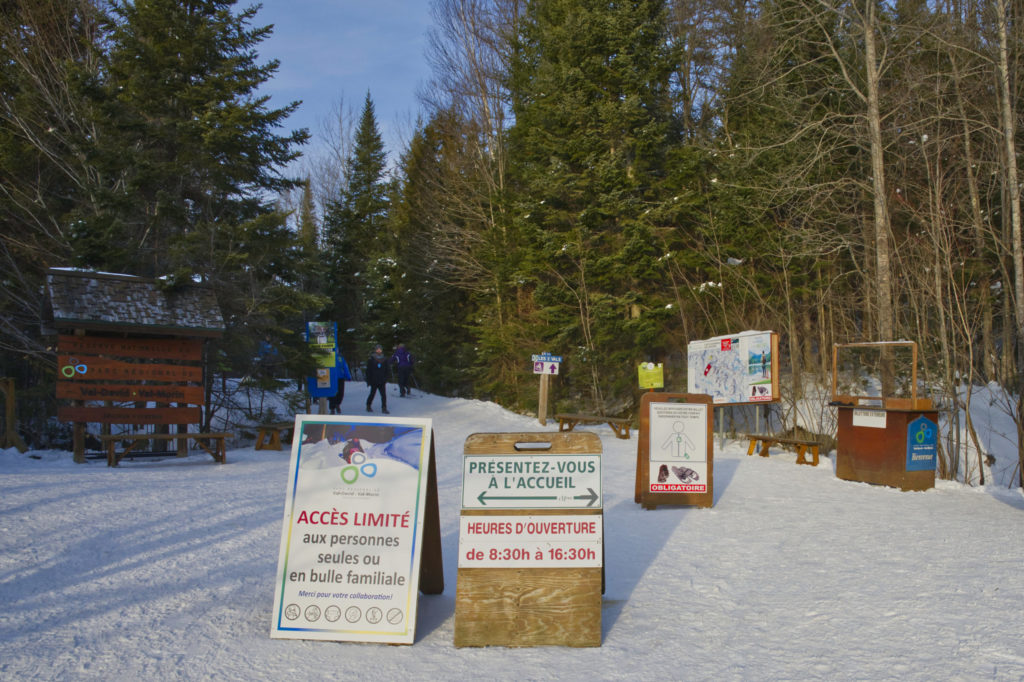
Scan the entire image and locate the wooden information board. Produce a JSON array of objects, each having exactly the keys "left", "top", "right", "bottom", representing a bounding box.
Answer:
[
  {"left": 634, "top": 393, "right": 714, "bottom": 509},
  {"left": 58, "top": 335, "right": 202, "bottom": 361},
  {"left": 455, "top": 432, "right": 603, "bottom": 647},
  {"left": 56, "top": 334, "right": 205, "bottom": 427}
]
